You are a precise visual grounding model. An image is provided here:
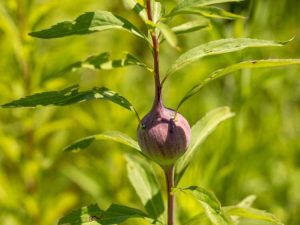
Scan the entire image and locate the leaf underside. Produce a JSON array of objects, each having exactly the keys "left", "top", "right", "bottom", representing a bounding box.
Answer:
[
  {"left": 64, "top": 131, "right": 141, "bottom": 152},
  {"left": 1, "top": 85, "right": 134, "bottom": 111},
  {"left": 64, "top": 52, "right": 152, "bottom": 72}
]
